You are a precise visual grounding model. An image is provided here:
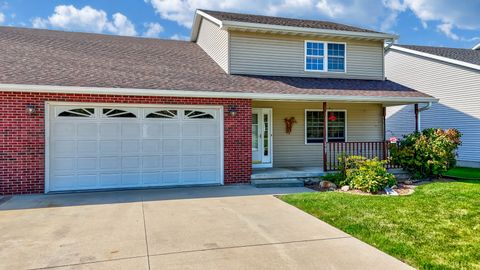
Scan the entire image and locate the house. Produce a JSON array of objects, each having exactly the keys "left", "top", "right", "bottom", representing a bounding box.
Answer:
[
  {"left": 385, "top": 44, "right": 480, "bottom": 168},
  {"left": 0, "top": 10, "right": 436, "bottom": 195}
]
